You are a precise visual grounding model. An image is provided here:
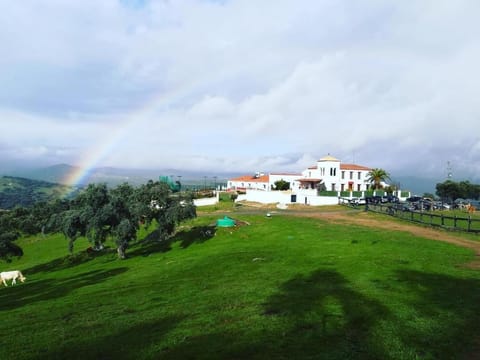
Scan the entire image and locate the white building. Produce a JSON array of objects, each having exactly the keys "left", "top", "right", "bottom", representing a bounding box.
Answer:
[
  {"left": 226, "top": 155, "right": 400, "bottom": 205},
  {"left": 227, "top": 155, "right": 372, "bottom": 193},
  {"left": 299, "top": 155, "right": 372, "bottom": 192}
]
